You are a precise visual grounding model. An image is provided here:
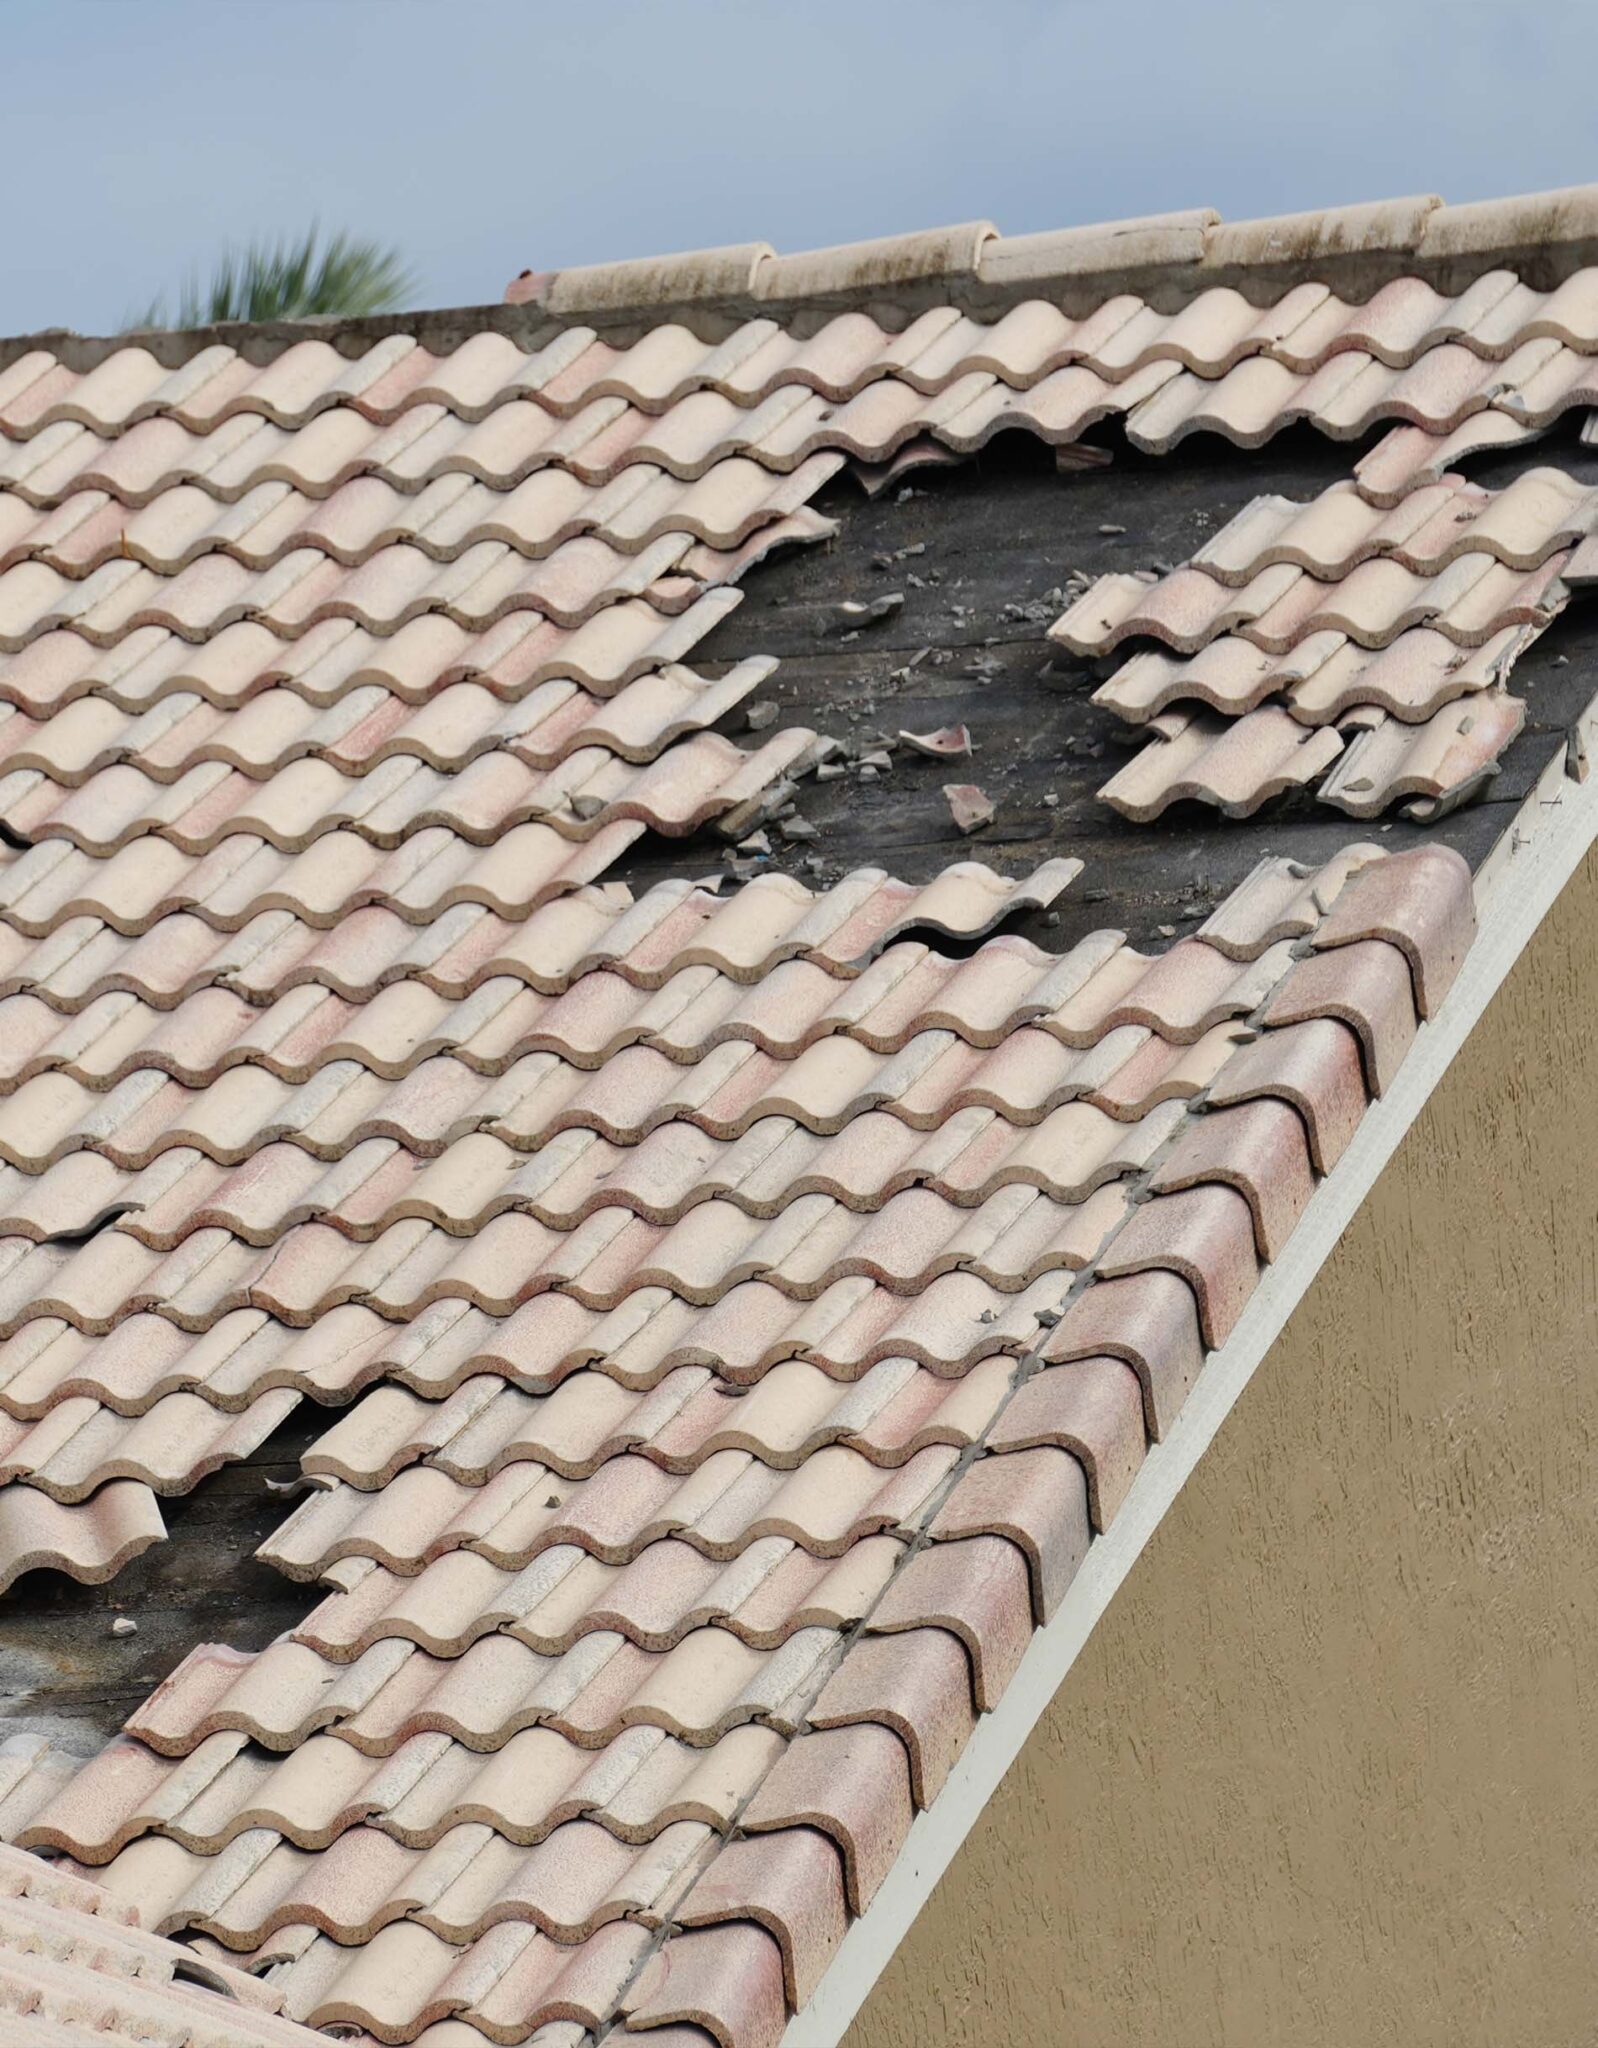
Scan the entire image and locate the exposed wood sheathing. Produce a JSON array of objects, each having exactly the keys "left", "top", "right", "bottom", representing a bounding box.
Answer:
[{"left": 847, "top": 842, "right": 1598, "bottom": 2048}]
